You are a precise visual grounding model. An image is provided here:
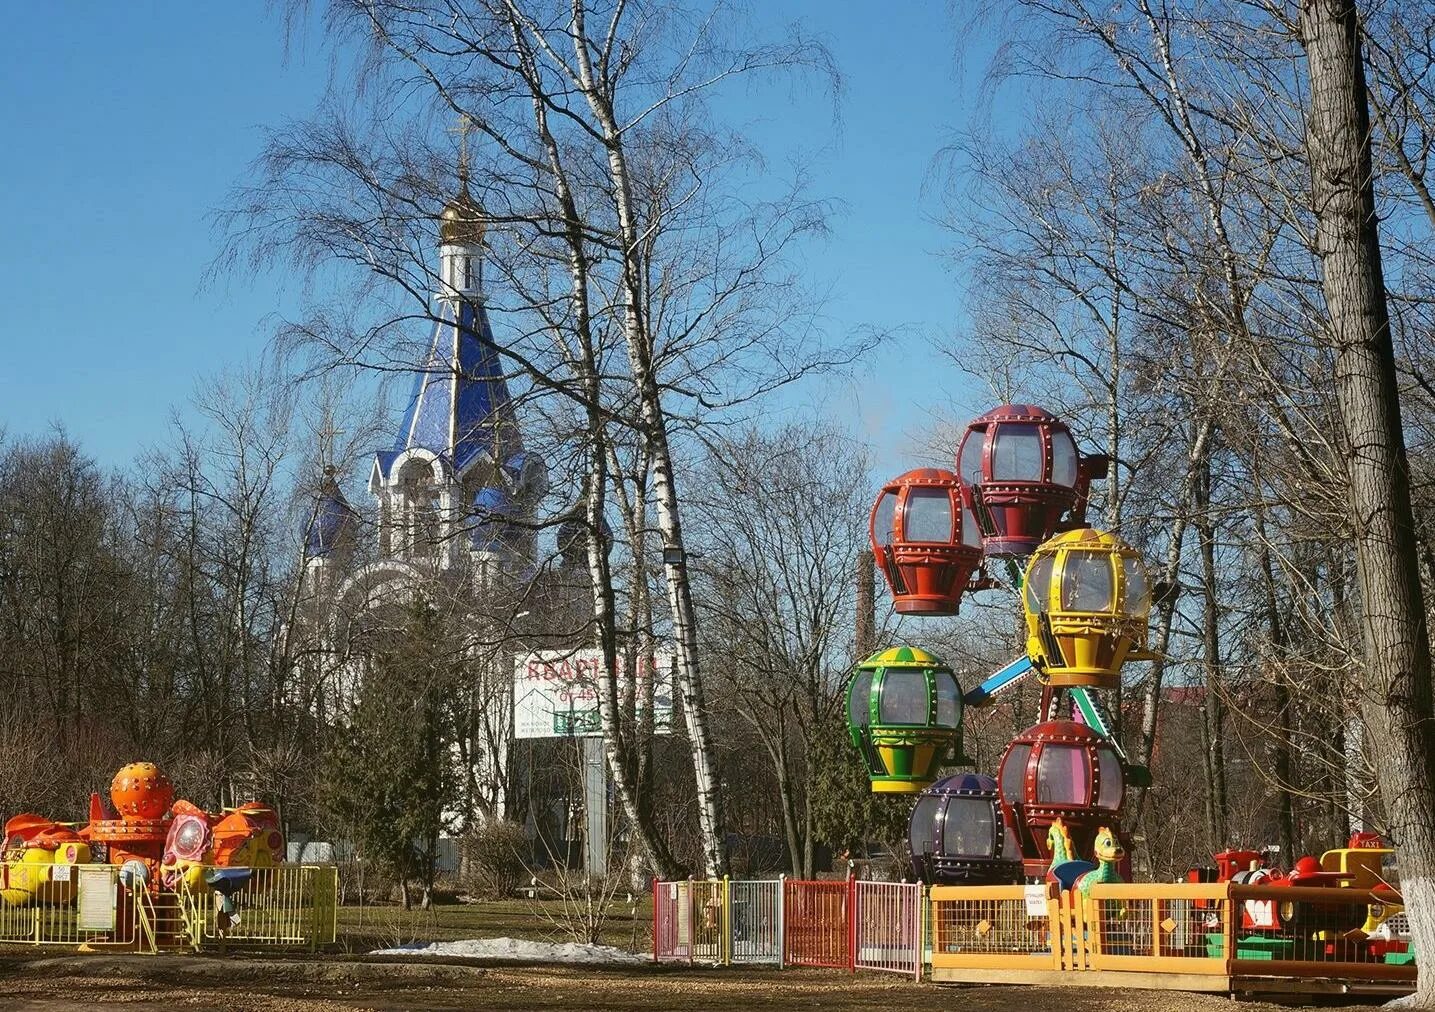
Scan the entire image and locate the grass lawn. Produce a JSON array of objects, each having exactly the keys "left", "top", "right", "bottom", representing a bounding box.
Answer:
[{"left": 335, "top": 896, "right": 655, "bottom": 953}]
